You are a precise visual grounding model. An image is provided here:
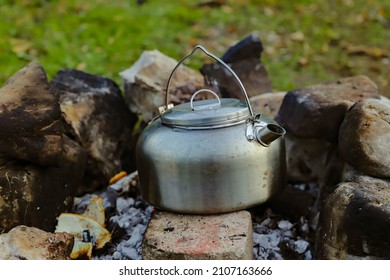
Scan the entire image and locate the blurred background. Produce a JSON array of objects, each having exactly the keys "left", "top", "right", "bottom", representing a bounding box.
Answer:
[{"left": 0, "top": 0, "right": 389, "bottom": 96}]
